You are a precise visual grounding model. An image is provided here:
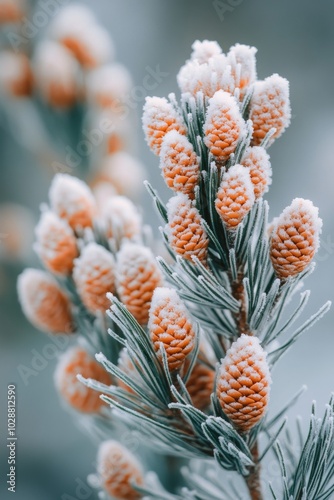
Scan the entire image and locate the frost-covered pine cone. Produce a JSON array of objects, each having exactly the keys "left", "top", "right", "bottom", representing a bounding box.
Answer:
[
  {"left": 97, "top": 440, "right": 144, "bottom": 500},
  {"left": 227, "top": 43, "right": 257, "bottom": 98},
  {"left": 17, "top": 269, "right": 73, "bottom": 334},
  {"left": 148, "top": 287, "right": 196, "bottom": 372},
  {"left": 241, "top": 146, "right": 272, "bottom": 199},
  {"left": 185, "top": 355, "right": 215, "bottom": 411},
  {"left": 54, "top": 346, "right": 112, "bottom": 413},
  {"left": 166, "top": 193, "right": 208, "bottom": 264},
  {"left": 34, "top": 211, "right": 78, "bottom": 275},
  {"left": 159, "top": 130, "right": 200, "bottom": 198},
  {"left": 142, "top": 96, "right": 186, "bottom": 155},
  {"left": 250, "top": 74, "right": 291, "bottom": 147},
  {"left": 270, "top": 198, "right": 322, "bottom": 279},
  {"left": 0, "top": 51, "right": 33, "bottom": 97},
  {"left": 73, "top": 242, "right": 116, "bottom": 314},
  {"left": 215, "top": 164, "right": 255, "bottom": 229},
  {"left": 204, "top": 90, "right": 245, "bottom": 162},
  {"left": 216, "top": 334, "right": 271, "bottom": 432},
  {"left": 116, "top": 243, "right": 163, "bottom": 325},
  {"left": 49, "top": 173, "right": 96, "bottom": 230},
  {"left": 103, "top": 196, "right": 141, "bottom": 241}
]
